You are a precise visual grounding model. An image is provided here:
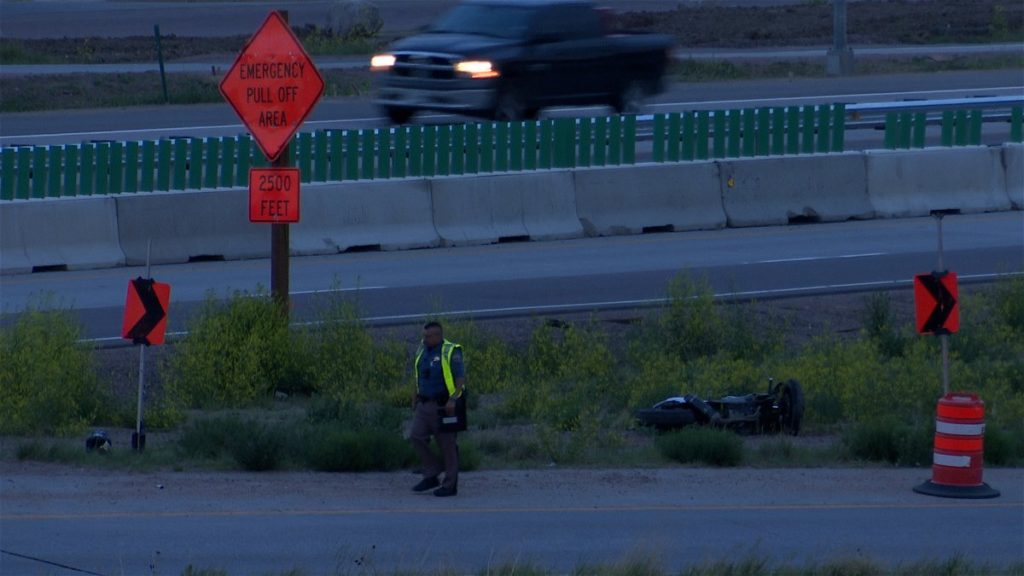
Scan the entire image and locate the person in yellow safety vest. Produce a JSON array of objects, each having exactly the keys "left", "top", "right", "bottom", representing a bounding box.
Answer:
[{"left": 410, "top": 321, "right": 466, "bottom": 497}]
